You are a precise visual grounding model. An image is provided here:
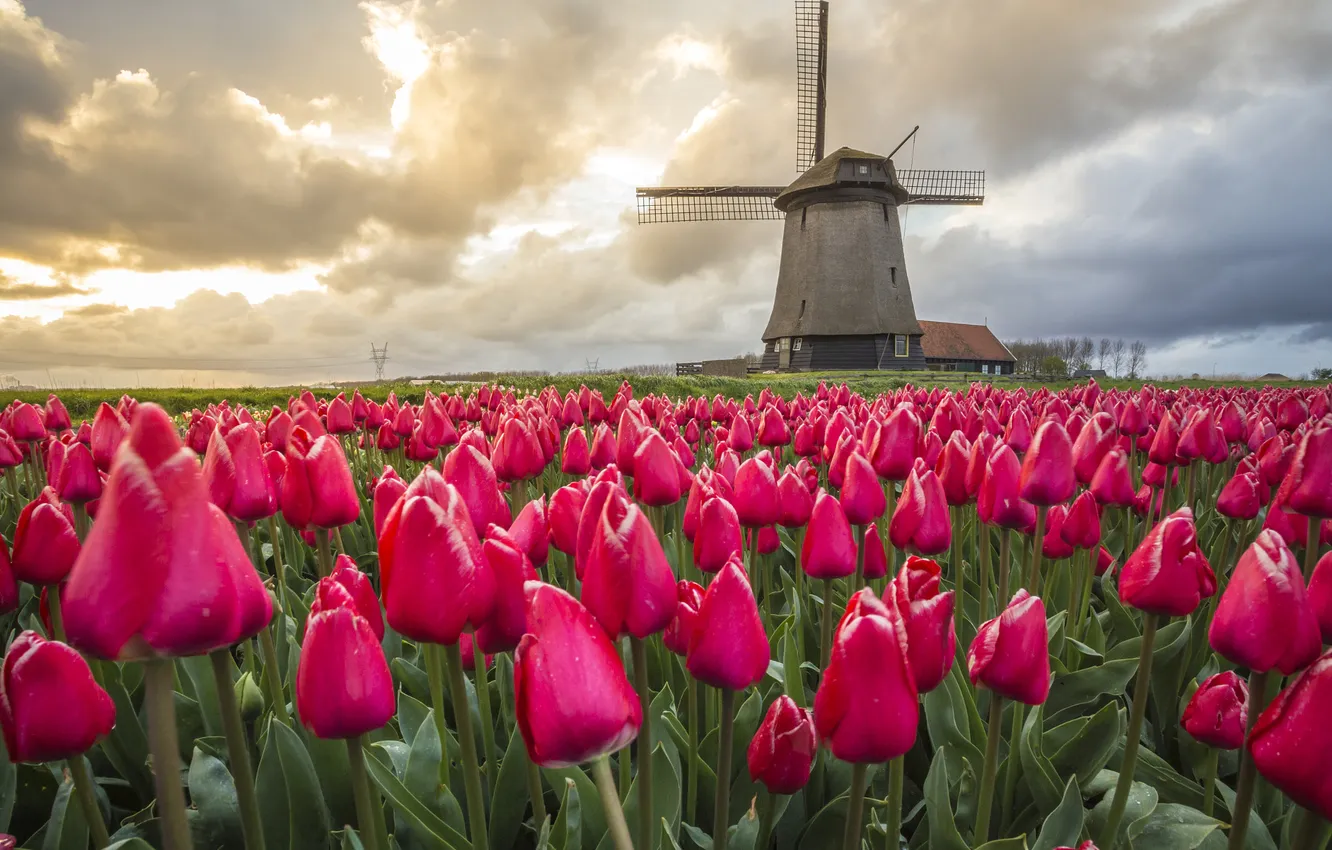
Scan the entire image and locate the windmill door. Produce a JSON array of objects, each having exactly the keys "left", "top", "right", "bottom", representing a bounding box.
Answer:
[{"left": 778, "top": 338, "right": 792, "bottom": 369}]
